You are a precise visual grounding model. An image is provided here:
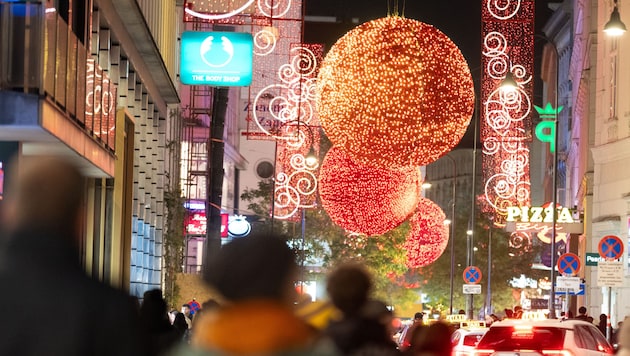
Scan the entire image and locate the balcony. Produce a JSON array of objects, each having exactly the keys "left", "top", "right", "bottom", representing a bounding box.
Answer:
[{"left": 0, "top": 2, "right": 115, "bottom": 177}]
